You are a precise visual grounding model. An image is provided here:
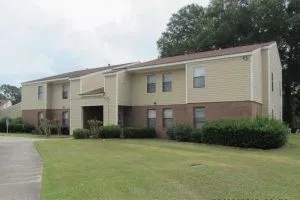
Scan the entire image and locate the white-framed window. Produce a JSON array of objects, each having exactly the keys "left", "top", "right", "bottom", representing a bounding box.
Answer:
[
  {"left": 279, "top": 81, "right": 282, "bottom": 96},
  {"left": 162, "top": 73, "right": 172, "bottom": 92},
  {"left": 62, "top": 84, "right": 69, "bottom": 99},
  {"left": 38, "top": 112, "right": 44, "bottom": 125},
  {"left": 163, "top": 108, "right": 173, "bottom": 129},
  {"left": 271, "top": 72, "right": 274, "bottom": 92},
  {"left": 38, "top": 86, "right": 43, "bottom": 100},
  {"left": 194, "top": 108, "right": 205, "bottom": 129},
  {"left": 193, "top": 67, "right": 205, "bottom": 88},
  {"left": 62, "top": 111, "right": 69, "bottom": 126},
  {"left": 147, "top": 75, "right": 156, "bottom": 93},
  {"left": 147, "top": 109, "right": 156, "bottom": 128}
]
